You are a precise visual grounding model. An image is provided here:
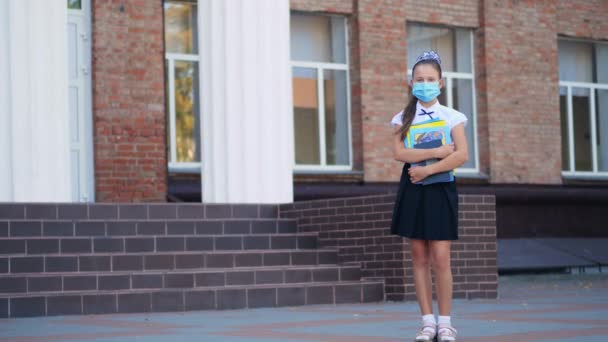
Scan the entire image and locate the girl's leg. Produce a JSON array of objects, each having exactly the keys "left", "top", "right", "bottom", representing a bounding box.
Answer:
[
  {"left": 429, "top": 240, "right": 453, "bottom": 316},
  {"left": 409, "top": 239, "right": 433, "bottom": 315},
  {"left": 430, "top": 240, "right": 458, "bottom": 340}
]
